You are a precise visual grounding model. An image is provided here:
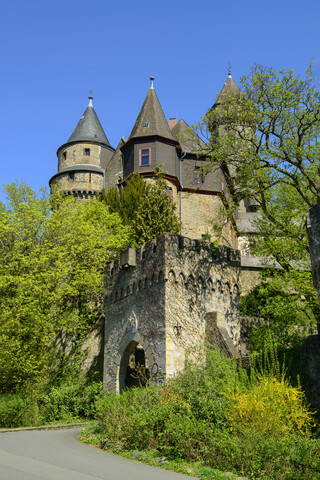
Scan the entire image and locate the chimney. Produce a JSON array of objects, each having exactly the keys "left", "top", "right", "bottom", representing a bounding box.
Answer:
[{"left": 169, "top": 118, "right": 177, "bottom": 130}]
